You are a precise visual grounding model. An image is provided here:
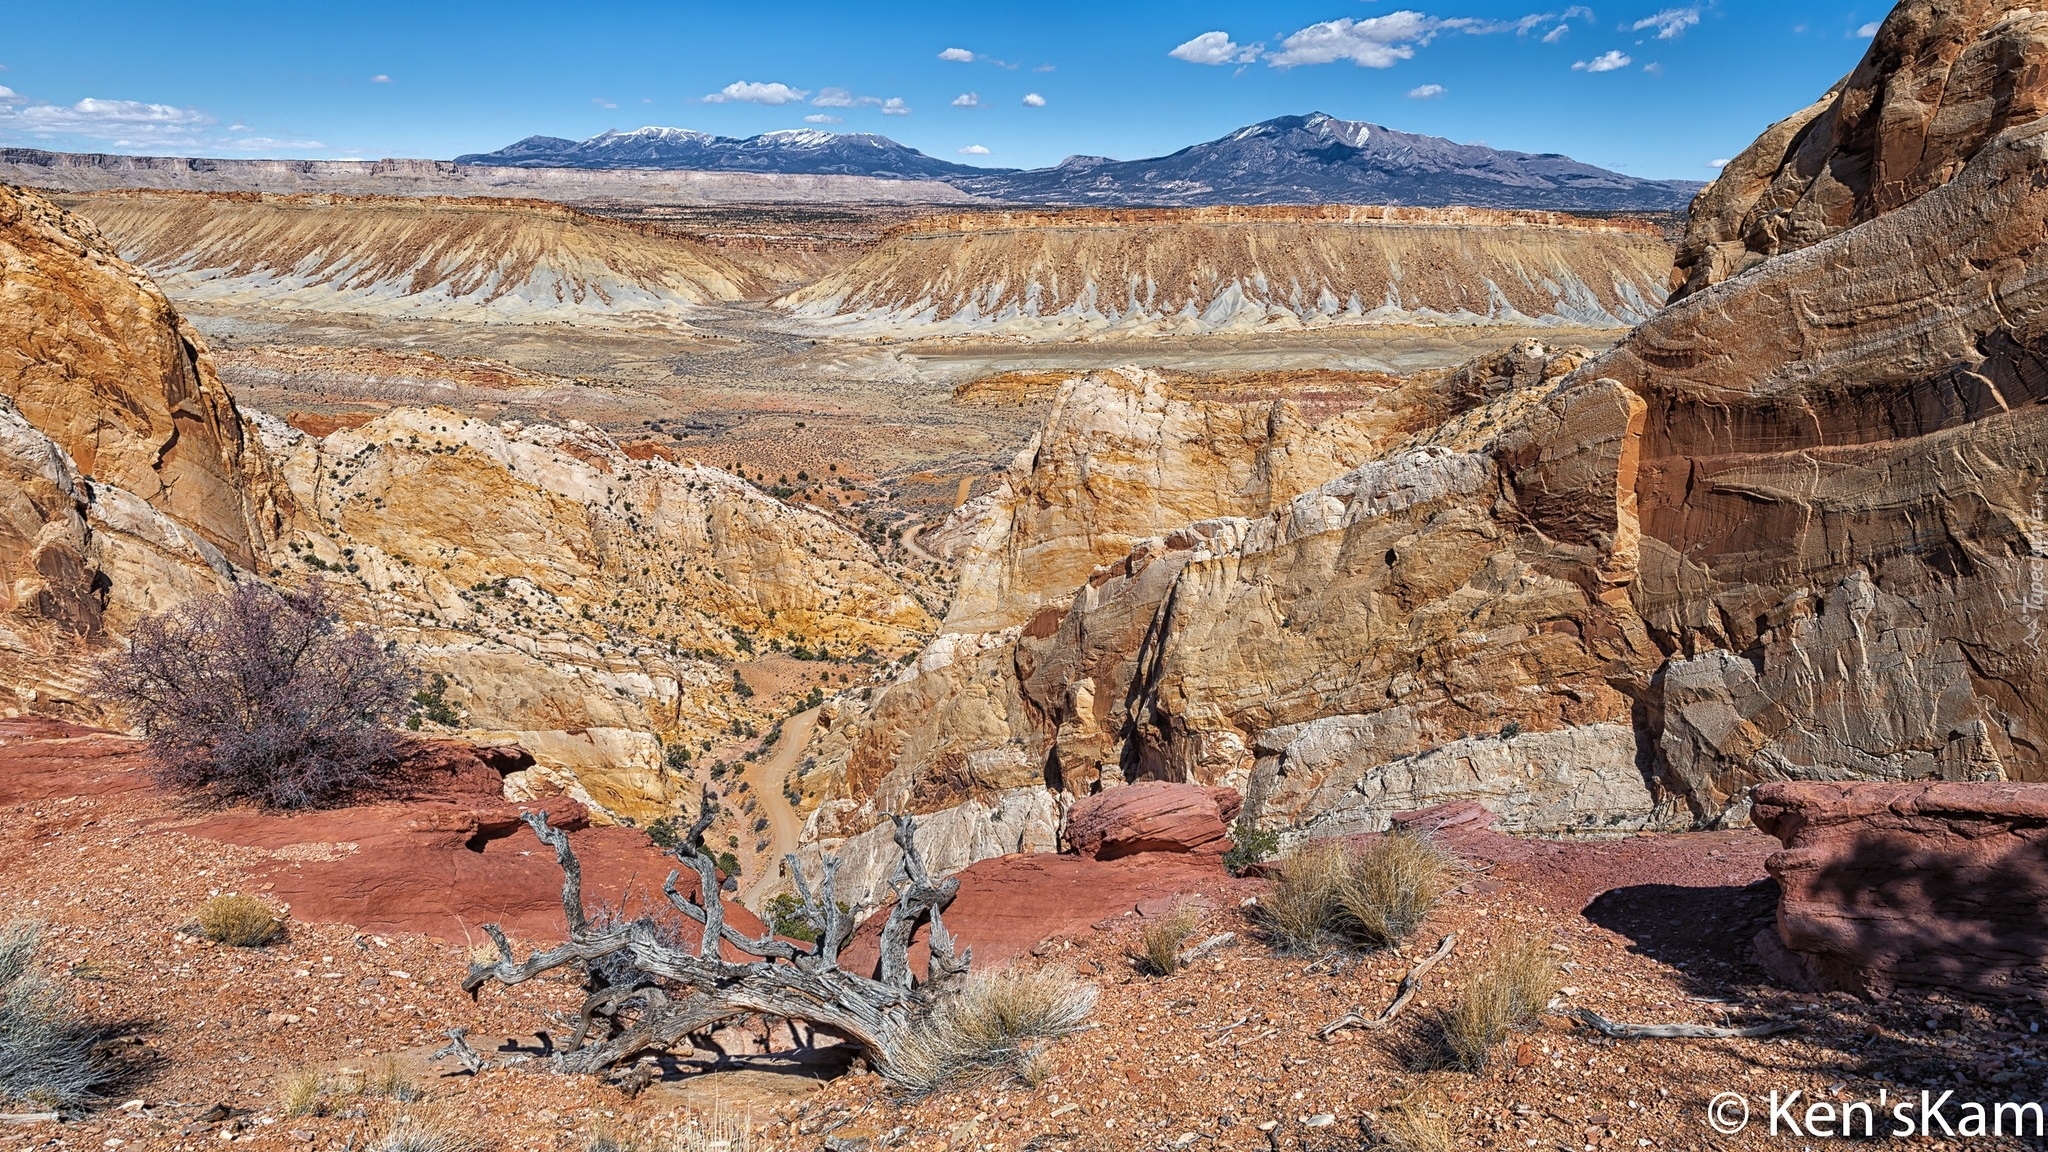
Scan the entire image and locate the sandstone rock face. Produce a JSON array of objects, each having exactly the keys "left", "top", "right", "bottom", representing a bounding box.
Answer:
[
  {"left": 62, "top": 191, "right": 803, "bottom": 329},
  {"left": 780, "top": 206, "right": 1673, "bottom": 339},
  {"left": 0, "top": 184, "right": 285, "bottom": 567},
  {"left": 1671, "top": 0, "right": 2048, "bottom": 299},
  {"left": 255, "top": 406, "right": 934, "bottom": 822},
  {"left": 800, "top": 0, "right": 2048, "bottom": 859},
  {"left": 1752, "top": 780, "right": 2048, "bottom": 999},
  {"left": 790, "top": 786, "right": 1059, "bottom": 917},
  {"left": 1064, "top": 782, "right": 1241, "bottom": 860}
]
